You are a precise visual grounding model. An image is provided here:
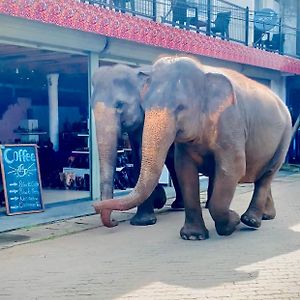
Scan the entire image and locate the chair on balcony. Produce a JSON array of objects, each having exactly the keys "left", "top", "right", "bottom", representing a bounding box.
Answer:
[
  {"left": 113, "top": 0, "right": 135, "bottom": 14},
  {"left": 211, "top": 11, "right": 231, "bottom": 40},
  {"left": 186, "top": 7, "right": 207, "bottom": 32},
  {"left": 171, "top": 0, "right": 188, "bottom": 29},
  {"left": 268, "top": 33, "right": 285, "bottom": 53},
  {"left": 253, "top": 28, "right": 266, "bottom": 49},
  {"left": 253, "top": 30, "right": 285, "bottom": 53}
]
